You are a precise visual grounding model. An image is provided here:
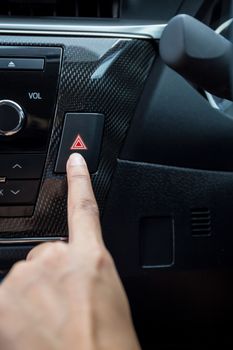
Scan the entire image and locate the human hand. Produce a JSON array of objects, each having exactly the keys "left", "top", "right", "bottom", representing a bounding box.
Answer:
[{"left": 0, "top": 153, "right": 140, "bottom": 350}]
